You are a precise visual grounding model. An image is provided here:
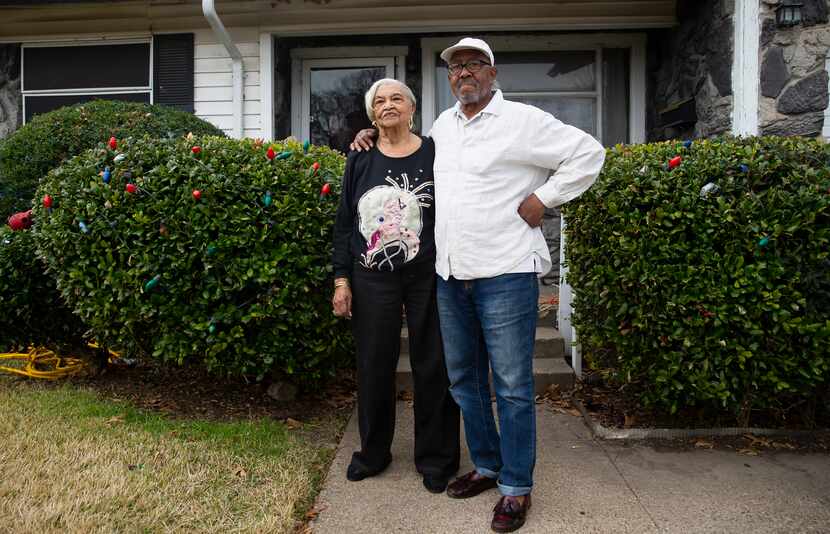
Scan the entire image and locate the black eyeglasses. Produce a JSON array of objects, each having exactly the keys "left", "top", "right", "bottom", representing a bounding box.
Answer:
[{"left": 447, "top": 60, "right": 491, "bottom": 75}]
